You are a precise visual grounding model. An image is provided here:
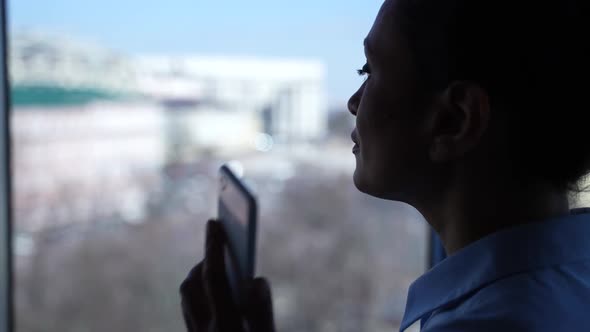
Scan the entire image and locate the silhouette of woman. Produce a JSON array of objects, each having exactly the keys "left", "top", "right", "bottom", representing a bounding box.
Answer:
[{"left": 180, "top": 1, "right": 589, "bottom": 331}]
